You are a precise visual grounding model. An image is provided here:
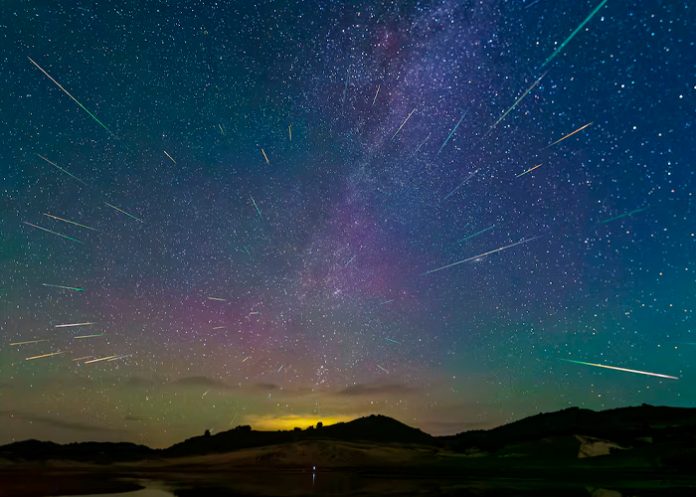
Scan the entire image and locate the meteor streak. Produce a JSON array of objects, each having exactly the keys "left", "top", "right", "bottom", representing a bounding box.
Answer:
[
  {"left": 516, "top": 163, "right": 544, "bottom": 178},
  {"left": 288, "top": 124, "right": 292, "bottom": 141},
  {"left": 42, "top": 283, "right": 84, "bottom": 292},
  {"left": 207, "top": 296, "right": 227, "bottom": 302},
  {"left": 437, "top": 111, "right": 467, "bottom": 154},
  {"left": 28, "top": 56, "right": 115, "bottom": 136},
  {"left": 250, "top": 195, "right": 263, "bottom": 219},
  {"left": 458, "top": 225, "right": 495, "bottom": 243},
  {"left": 376, "top": 364, "right": 390, "bottom": 374},
  {"left": 260, "top": 148, "right": 270, "bottom": 165},
  {"left": 560, "top": 359, "right": 679, "bottom": 380},
  {"left": 372, "top": 84, "right": 380, "bottom": 106},
  {"left": 599, "top": 207, "right": 648, "bottom": 224},
  {"left": 414, "top": 133, "right": 430, "bottom": 154},
  {"left": 392, "top": 108, "right": 416, "bottom": 139},
  {"left": 104, "top": 202, "right": 143, "bottom": 223},
  {"left": 37, "top": 154, "right": 87, "bottom": 186},
  {"left": 163, "top": 150, "right": 177, "bottom": 164},
  {"left": 107, "top": 354, "right": 130, "bottom": 362},
  {"left": 543, "top": 122, "right": 593, "bottom": 149},
  {"left": 10, "top": 339, "right": 49, "bottom": 346},
  {"left": 54, "top": 322, "right": 95, "bottom": 328},
  {"left": 26, "top": 351, "right": 65, "bottom": 361},
  {"left": 73, "top": 334, "right": 103, "bottom": 339},
  {"left": 423, "top": 236, "right": 540, "bottom": 275},
  {"left": 384, "top": 337, "right": 401, "bottom": 345},
  {"left": 23, "top": 222, "right": 82, "bottom": 244},
  {"left": 84, "top": 355, "right": 119, "bottom": 364},
  {"left": 442, "top": 170, "right": 479, "bottom": 201},
  {"left": 43, "top": 213, "right": 97, "bottom": 231},
  {"left": 541, "top": 0, "right": 609, "bottom": 68},
  {"left": 490, "top": 72, "right": 546, "bottom": 130}
]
